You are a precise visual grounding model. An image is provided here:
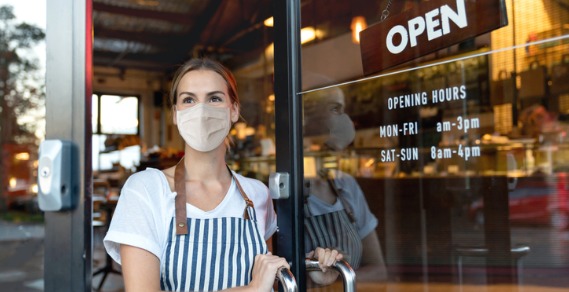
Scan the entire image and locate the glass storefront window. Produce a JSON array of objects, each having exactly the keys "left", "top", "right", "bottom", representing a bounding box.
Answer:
[
  {"left": 5, "top": 0, "right": 567, "bottom": 290},
  {"left": 299, "top": 0, "right": 569, "bottom": 290},
  {"left": 0, "top": 2, "right": 46, "bottom": 290}
]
